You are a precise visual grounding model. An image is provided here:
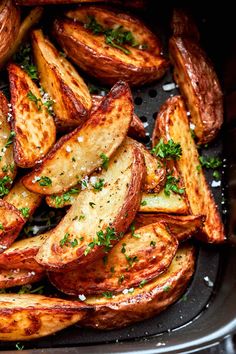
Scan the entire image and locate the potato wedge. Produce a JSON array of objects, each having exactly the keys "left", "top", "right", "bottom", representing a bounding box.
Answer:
[
  {"left": 169, "top": 37, "right": 223, "bottom": 143},
  {"left": 0, "top": 0, "right": 20, "bottom": 69},
  {"left": 0, "top": 268, "right": 44, "bottom": 289},
  {"left": 32, "top": 29, "right": 92, "bottom": 130},
  {"left": 53, "top": 7, "right": 168, "bottom": 86},
  {"left": 4, "top": 178, "right": 42, "bottom": 220},
  {"left": 0, "top": 200, "right": 25, "bottom": 253},
  {"left": 35, "top": 138, "right": 145, "bottom": 270},
  {"left": 0, "top": 294, "right": 89, "bottom": 340},
  {"left": 23, "top": 81, "right": 133, "bottom": 195},
  {"left": 0, "top": 233, "right": 48, "bottom": 272},
  {"left": 49, "top": 222, "right": 178, "bottom": 295},
  {"left": 81, "top": 244, "right": 195, "bottom": 329},
  {"left": 8, "top": 63, "right": 56, "bottom": 168},
  {"left": 92, "top": 95, "right": 146, "bottom": 140},
  {"left": 15, "top": 0, "right": 145, "bottom": 7},
  {"left": 153, "top": 96, "right": 225, "bottom": 243},
  {"left": 135, "top": 214, "right": 204, "bottom": 242},
  {"left": 140, "top": 189, "right": 189, "bottom": 214},
  {"left": 0, "top": 92, "right": 17, "bottom": 182},
  {"left": 171, "top": 9, "right": 200, "bottom": 42}
]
